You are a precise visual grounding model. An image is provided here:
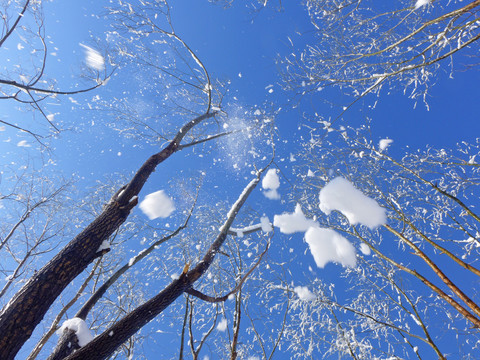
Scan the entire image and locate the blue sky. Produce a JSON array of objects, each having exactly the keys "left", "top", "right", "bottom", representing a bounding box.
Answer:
[
  {"left": 1, "top": 0, "right": 480, "bottom": 359},
  {"left": 2, "top": 0, "right": 478, "bottom": 171}
]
